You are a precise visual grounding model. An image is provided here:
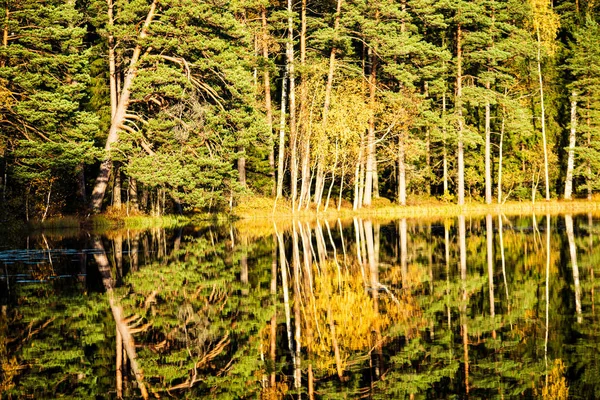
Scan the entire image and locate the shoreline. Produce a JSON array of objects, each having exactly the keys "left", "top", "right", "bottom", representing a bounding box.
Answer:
[{"left": 234, "top": 197, "right": 600, "bottom": 220}]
